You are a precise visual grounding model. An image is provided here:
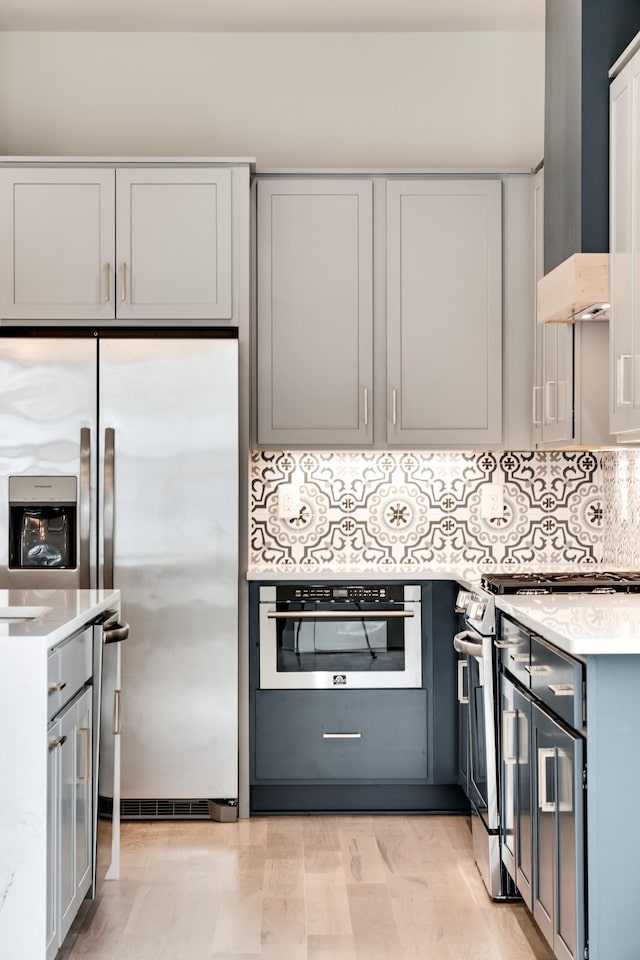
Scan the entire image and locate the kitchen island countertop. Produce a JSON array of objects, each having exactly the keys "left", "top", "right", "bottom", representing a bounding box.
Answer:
[{"left": 0, "top": 587, "right": 121, "bottom": 650}]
